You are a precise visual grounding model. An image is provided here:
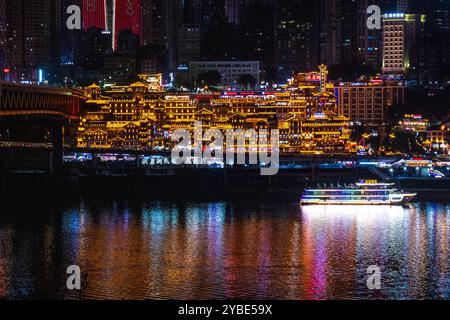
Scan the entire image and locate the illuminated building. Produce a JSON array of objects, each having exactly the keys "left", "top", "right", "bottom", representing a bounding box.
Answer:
[
  {"left": 224, "top": 0, "right": 240, "bottom": 25},
  {"left": 83, "top": 0, "right": 107, "bottom": 30},
  {"left": 82, "top": 0, "right": 142, "bottom": 50},
  {"left": 76, "top": 27, "right": 112, "bottom": 69},
  {"left": 396, "top": 115, "right": 448, "bottom": 154},
  {"left": 335, "top": 80, "right": 406, "bottom": 125},
  {"left": 78, "top": 67, "right": 353, "bottom": 155},
  {"left": 382, "top": 13, "right": 427, "bottom": 85},
  {"left": 4, "top": 0, "right": 61, "bottom": 83},
  {"left": 0, "top": 1, "right": 5, "bottom": 72},
  {"left": 425, "top": 128, "right": 448, "bottom": 153},
  {"left": 189, "top": 61, "right": 261, "bottom": 88},
  {"left": 176, "top": 24, "right": 201, "bottom": 65},
  {"left": 420, "top": 0, "right": 450, "bottom": 86},
  {"left": 398, "top": 114, "right": 429, "bottom": 132},
  {"left": 238, "top": 1, "right": 275, "bottom": 80},
  {"left": 397, "top": 0, "right": 408, "bottom": 13},
  {"left": 274, "top": 0, "right": 319, "bottom": 82},
  {"left": 113, "top": 0, "right": 142, "bottom": 50},
  {"left": 102, "top": 53, "right": 137, "bottom": 84},
  {"left": 117, "top": 29, "right": 140, "bottom": 55},
  {"left": 141, "top": 0, "right": 177, "bottom": 72},
  {"left": 301, "top": 181, "right": 417, "bottom": 205}
]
